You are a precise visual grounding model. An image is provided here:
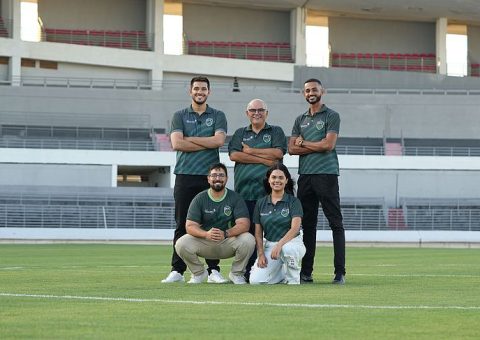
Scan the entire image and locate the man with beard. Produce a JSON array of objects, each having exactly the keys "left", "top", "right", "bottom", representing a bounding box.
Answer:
[
  {"left": 162, "top": 76, "right": 228, "bottom": 284},
  {"left": 288, "top": 78, "right": 346, "bottom": 285},
  {"left": 228, "top": 98, "right": 287, "bottom": 281},
  {"left": 175, "top": 163, "right": 255, "bottom": 284}
]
